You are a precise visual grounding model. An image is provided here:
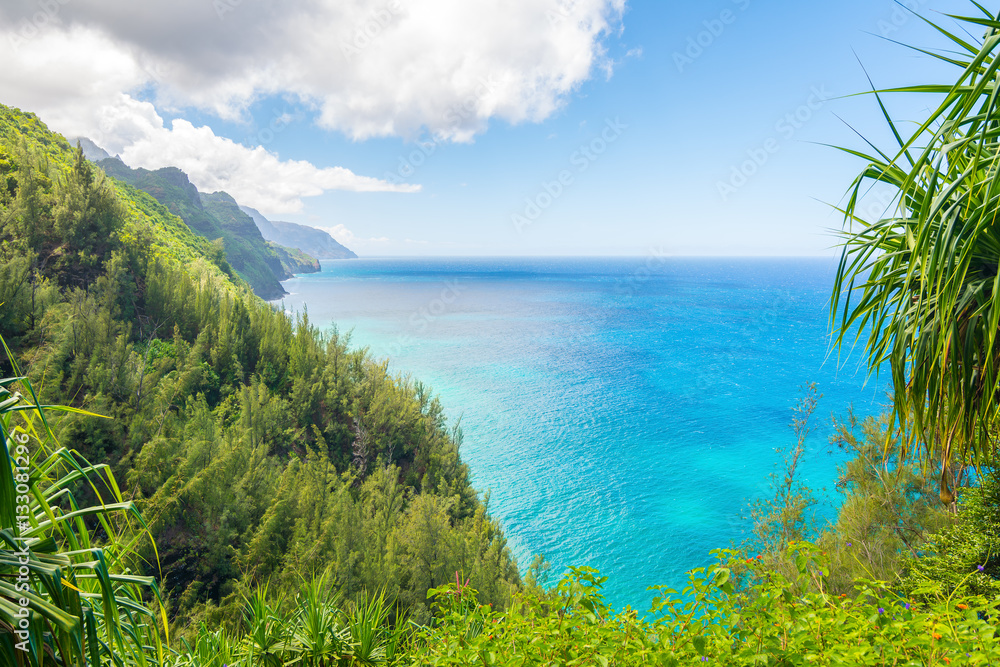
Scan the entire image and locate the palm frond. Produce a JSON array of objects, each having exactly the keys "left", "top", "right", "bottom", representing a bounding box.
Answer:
[{"left": 833, "top": 3, "right": 1000, "bottom": 491}]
